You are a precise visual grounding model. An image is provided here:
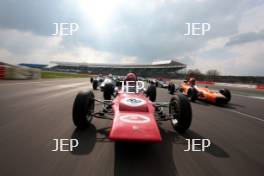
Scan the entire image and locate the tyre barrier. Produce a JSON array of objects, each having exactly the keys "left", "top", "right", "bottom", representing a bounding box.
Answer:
[{"left": 0, "top": 65, "right": 5, "bottom": 79}]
